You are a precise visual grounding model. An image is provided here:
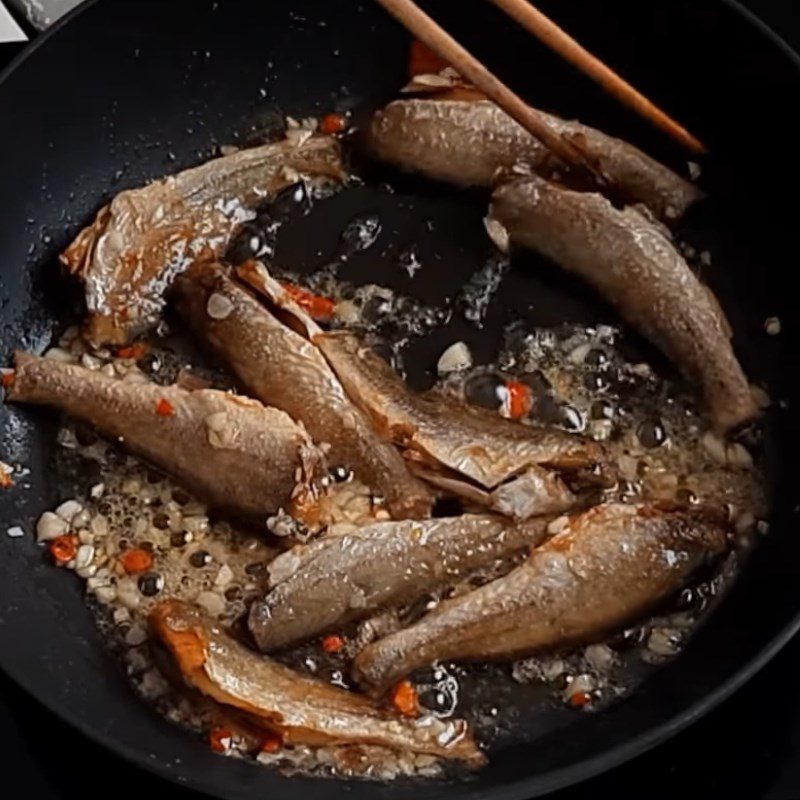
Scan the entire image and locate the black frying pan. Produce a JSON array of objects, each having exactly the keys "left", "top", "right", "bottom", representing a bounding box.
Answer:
[{"left": 1, "top": 1, "right": 799, "bottom": 797}]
